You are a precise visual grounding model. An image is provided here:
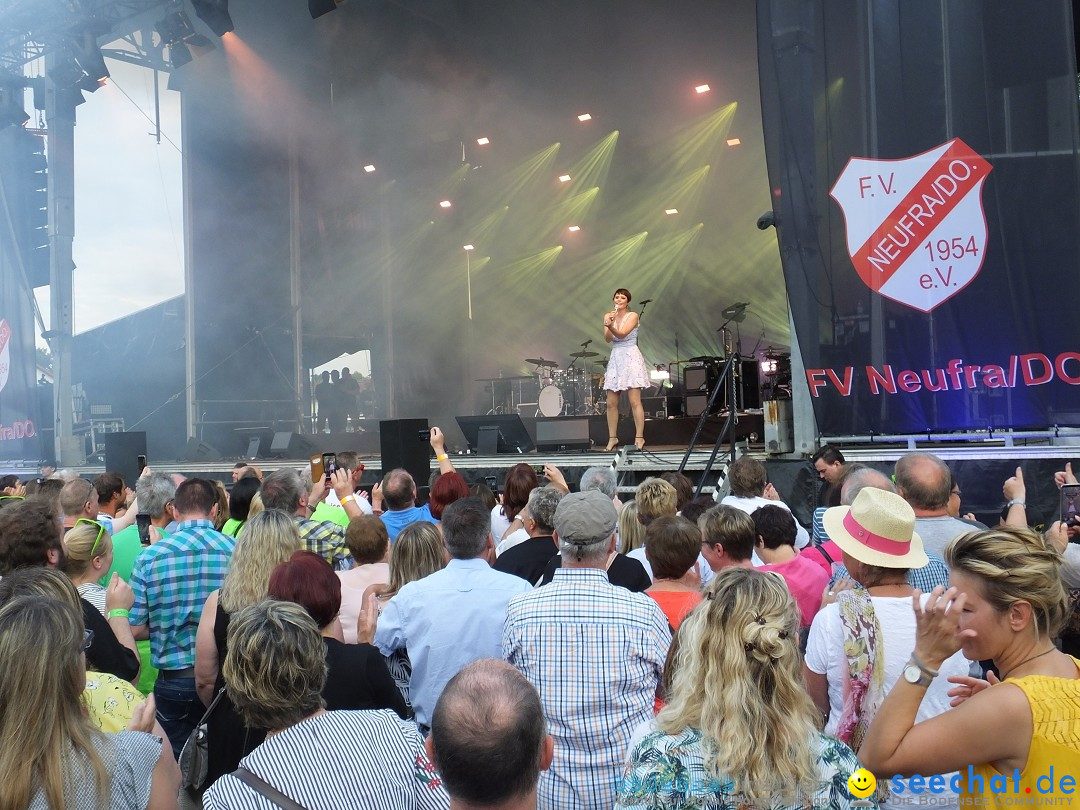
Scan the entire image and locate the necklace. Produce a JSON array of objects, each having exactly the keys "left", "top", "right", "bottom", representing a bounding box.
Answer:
[{"left": 1002, "top": 647, "right": 1055, "bottom": 679}]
